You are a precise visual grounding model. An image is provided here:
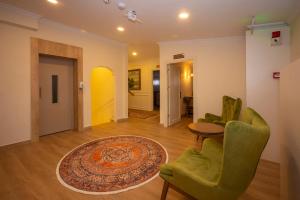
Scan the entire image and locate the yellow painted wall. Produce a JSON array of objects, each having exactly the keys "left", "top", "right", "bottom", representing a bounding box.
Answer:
[
  {"left": 178, "top": 61, "right": 193, "bottom": 116},
  {"left": 91, "top": 67, "right": 115, "bottom": 126}
]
